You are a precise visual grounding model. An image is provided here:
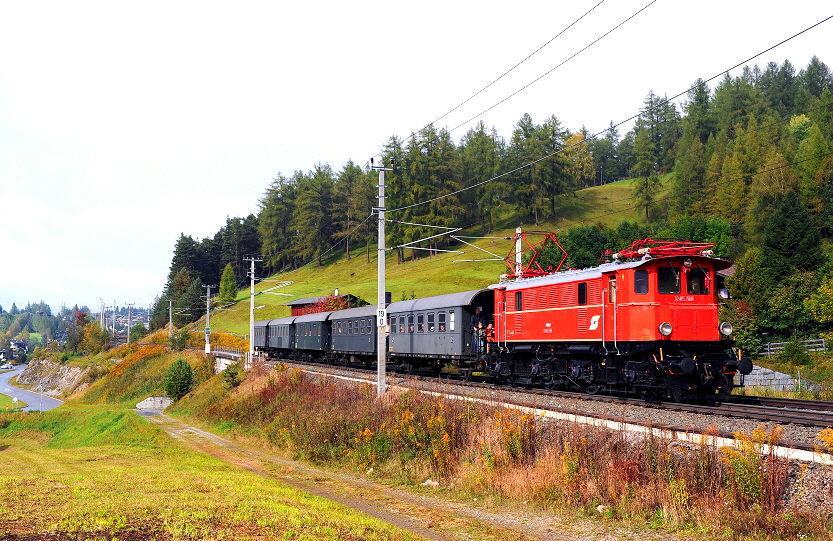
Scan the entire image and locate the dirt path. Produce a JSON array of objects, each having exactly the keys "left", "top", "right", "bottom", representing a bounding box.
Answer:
[{"left": 135, "top": 409, "right": 684, "bottom": 541}]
